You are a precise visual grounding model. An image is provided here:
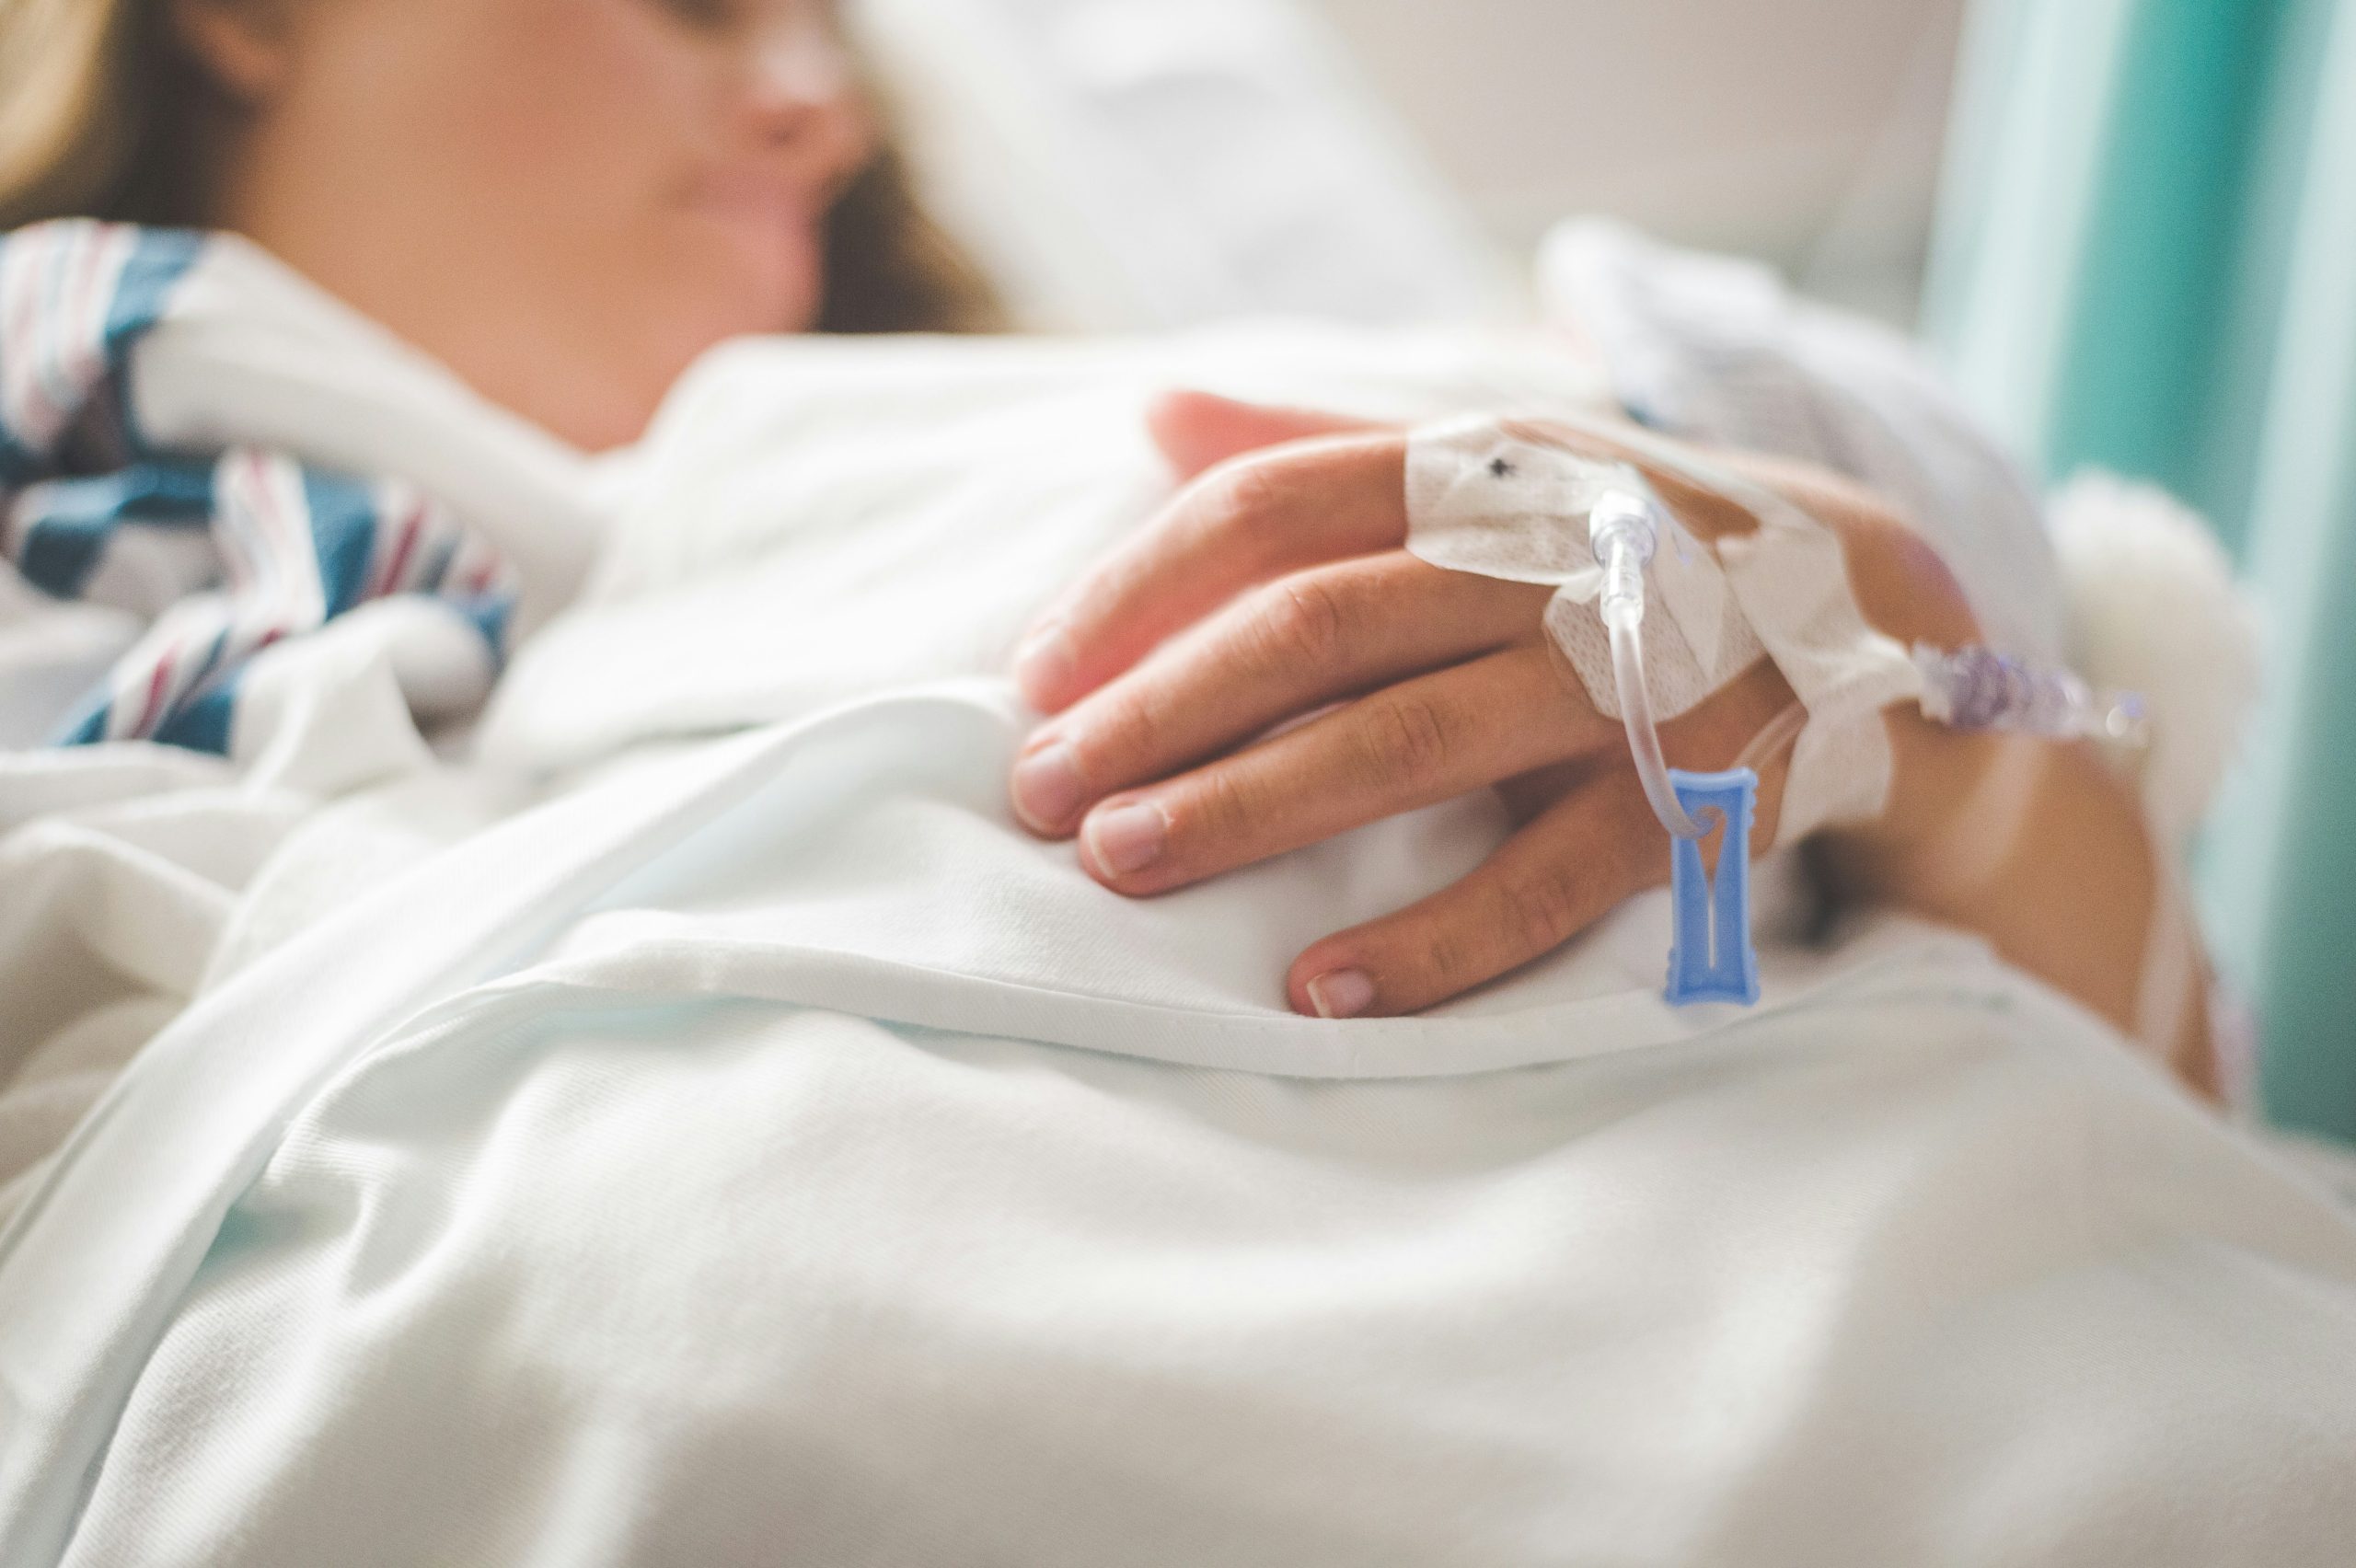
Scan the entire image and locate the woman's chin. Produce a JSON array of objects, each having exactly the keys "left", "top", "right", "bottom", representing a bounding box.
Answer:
[
  {"left": 528, "top": 375, "right": 673, "bottom": 455},
  {"left": 680, "top": 213, "right": 826, "bottom": 337},
  {"left": 515, "top": 250, "right": 826, "bottom": 449}
]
